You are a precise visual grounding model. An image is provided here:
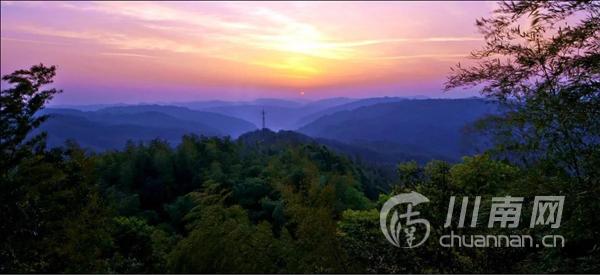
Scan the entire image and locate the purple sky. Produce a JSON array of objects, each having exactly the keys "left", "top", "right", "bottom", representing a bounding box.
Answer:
[{"left": 0, "top": 1, "right": 497, "bottom": 104}]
